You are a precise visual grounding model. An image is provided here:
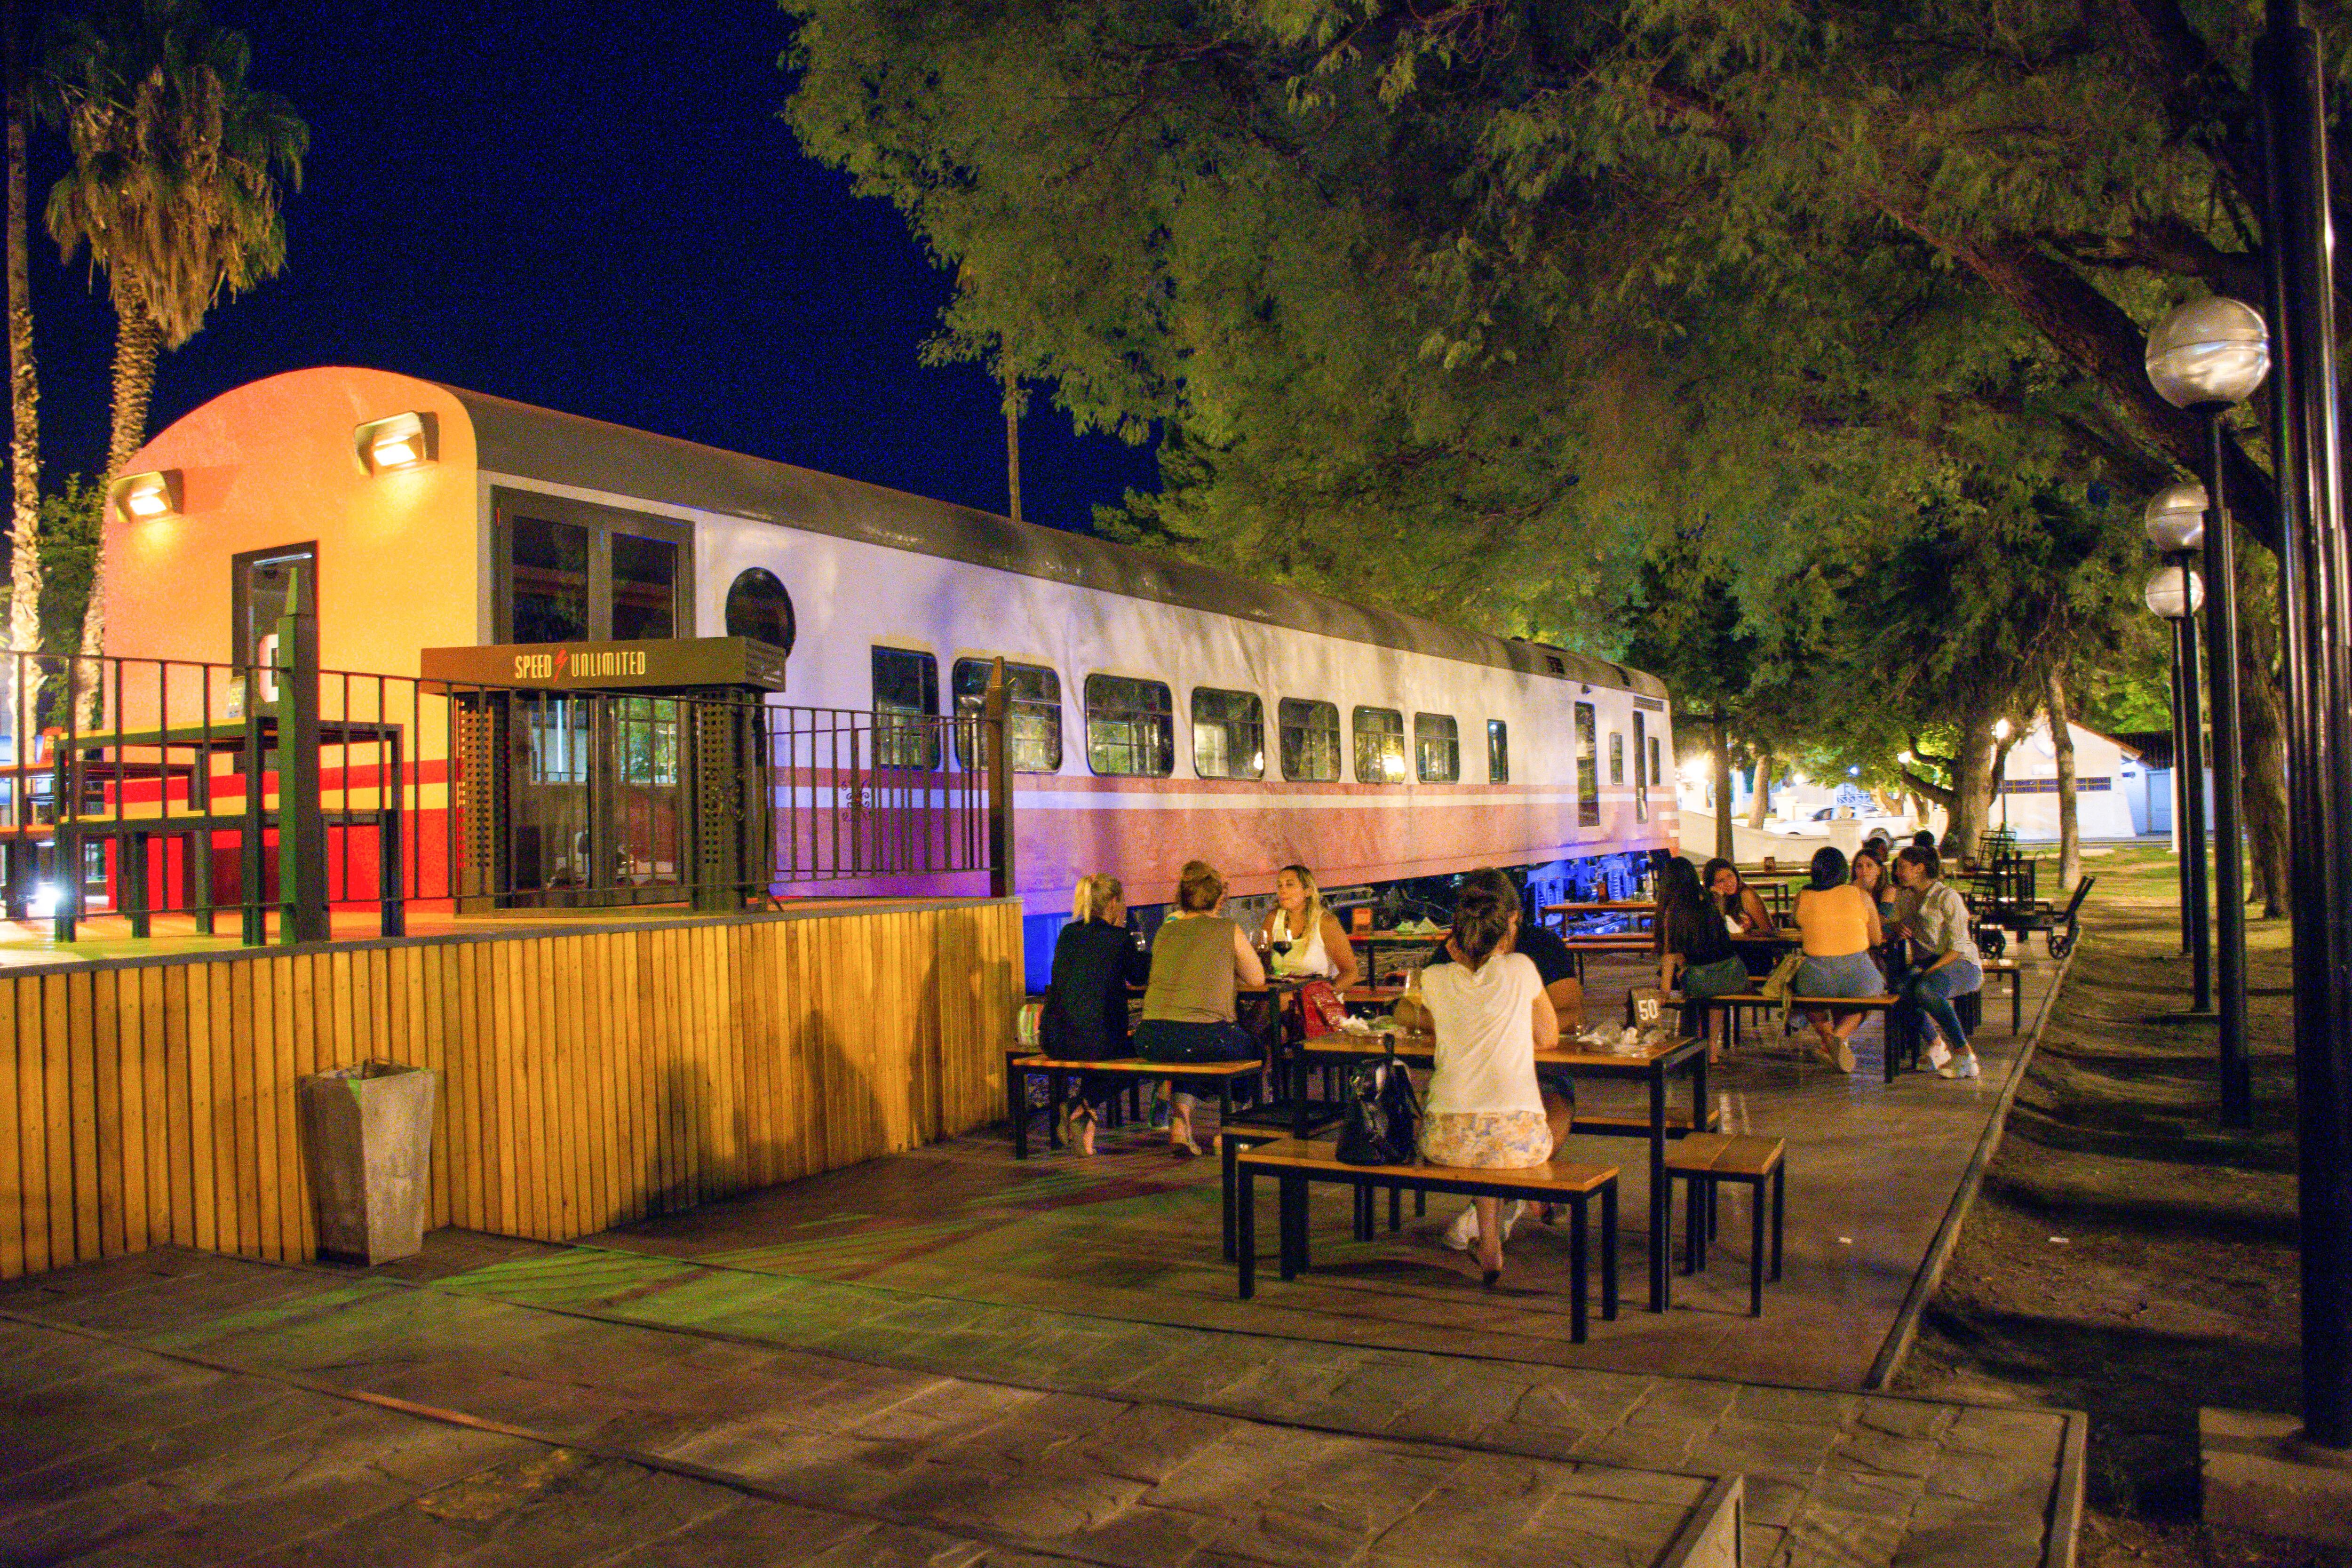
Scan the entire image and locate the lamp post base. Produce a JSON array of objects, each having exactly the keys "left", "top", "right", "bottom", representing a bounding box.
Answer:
[{"left": 2202, "top": 1407, "right": 2352, "bottom": 1545}]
